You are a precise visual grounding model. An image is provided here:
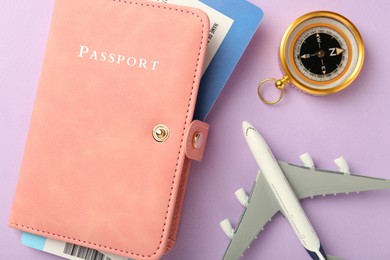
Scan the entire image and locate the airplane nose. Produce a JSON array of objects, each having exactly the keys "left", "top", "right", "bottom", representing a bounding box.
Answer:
[{"left": 242, "top": 121, "right": 253, "bottom": 136}]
